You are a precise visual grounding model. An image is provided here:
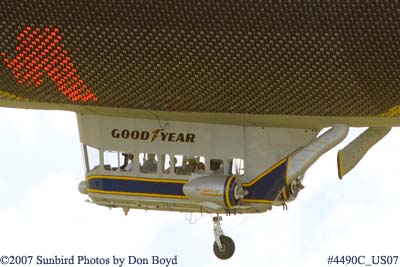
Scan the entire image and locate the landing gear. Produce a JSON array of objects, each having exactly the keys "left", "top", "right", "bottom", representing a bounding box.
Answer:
[
  {"left": 213, "top": 236, "right": 235, "bottom": 260},
  {"left": 212, "top": 216, "right": 235, "bottom": 260}
]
